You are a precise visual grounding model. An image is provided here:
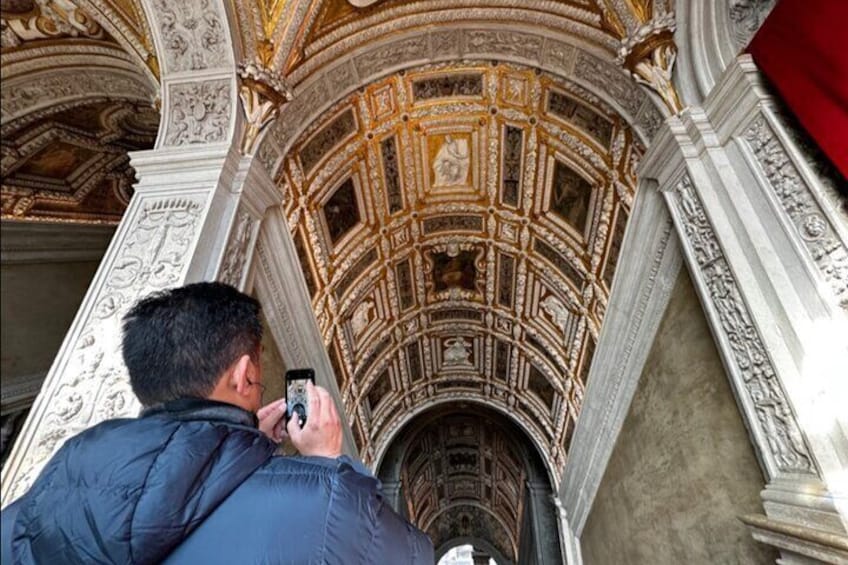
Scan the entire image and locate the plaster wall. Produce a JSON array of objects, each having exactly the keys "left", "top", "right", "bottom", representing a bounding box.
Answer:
[
  {"left": 580, "top": 268, "right": 777, "bottom": 564},
  {"left": 1, "top": 260, "right": 100, "bottom": 381}
]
